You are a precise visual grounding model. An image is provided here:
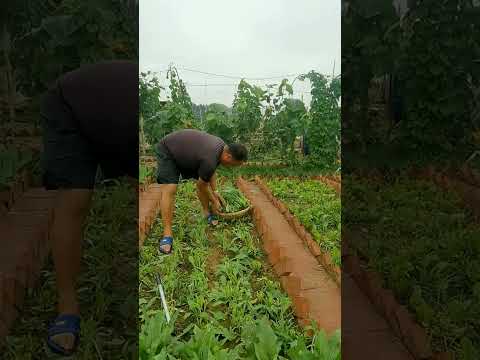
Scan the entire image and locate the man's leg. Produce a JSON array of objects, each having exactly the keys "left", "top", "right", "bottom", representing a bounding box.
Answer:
[
  {"left": 159, "top": 184, "right": 177, "bottom": 252},
  {"left": 40, "top": 87, "right": 97, "bottom": 352},
  {"left": 50, "top": 189, "right": 93, "bottom": 349}
]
